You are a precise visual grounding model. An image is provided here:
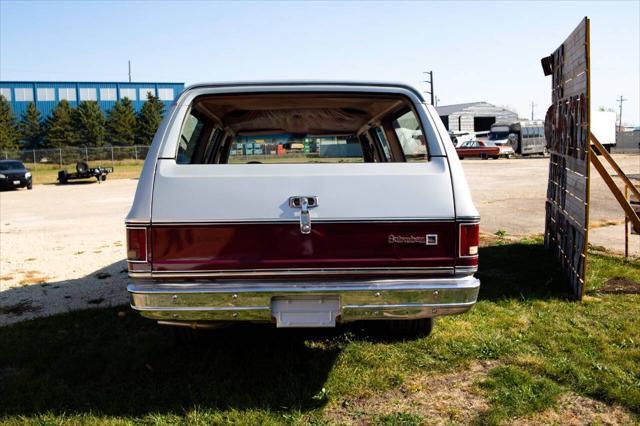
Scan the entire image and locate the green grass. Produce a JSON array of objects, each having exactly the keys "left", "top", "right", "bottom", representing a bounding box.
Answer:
[
  {"left": 0, "top": 238, "right": 638, "bottom": 424},
  {"left": 26, "top": 159, "right": 144, "bottom": 185},
  {"left": 479, "top": 366, "right": 562, "bottom": 425}
]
